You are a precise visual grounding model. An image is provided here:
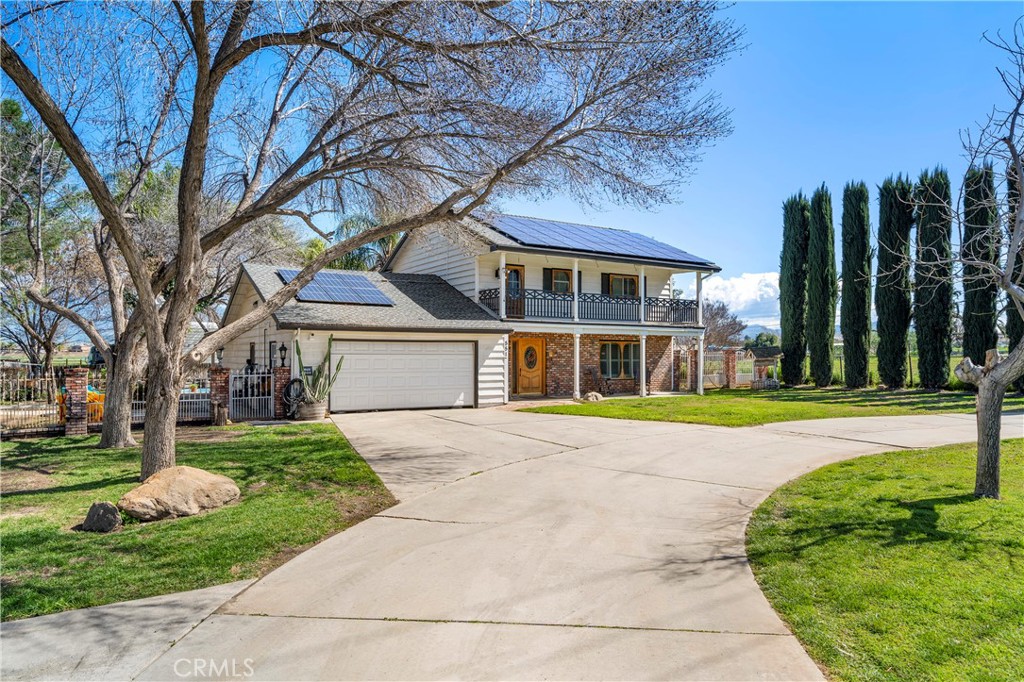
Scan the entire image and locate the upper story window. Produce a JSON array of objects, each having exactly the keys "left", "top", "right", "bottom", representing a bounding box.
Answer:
[
  {"left": 608, "top": 274, "right": 639, "bottom": 299},
  {"left": 552, "top": 269, "right": 572, "bottom": 294},
  {"left": 543, "top": 268, "right": 574, "bottom": 294}
]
